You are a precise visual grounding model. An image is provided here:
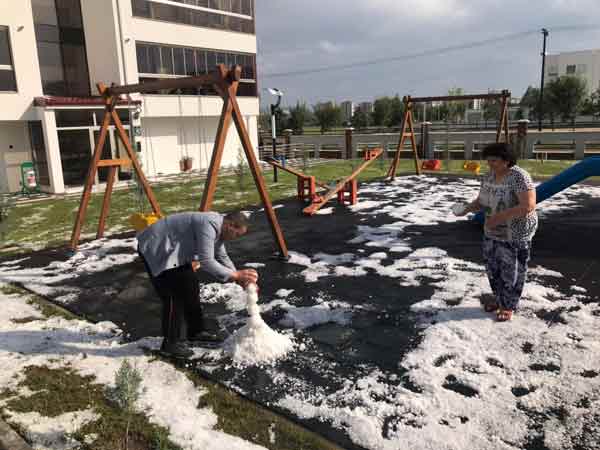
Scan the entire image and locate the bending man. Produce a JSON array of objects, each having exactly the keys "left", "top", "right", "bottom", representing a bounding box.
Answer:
[{"left": 137, "top": 211, "right": 258, "bottom": 358}]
